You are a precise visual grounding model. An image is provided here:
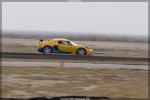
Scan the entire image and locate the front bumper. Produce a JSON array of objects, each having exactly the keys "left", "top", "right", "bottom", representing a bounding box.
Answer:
[{"left": 87, "top": 49, "right": 93, "bottom": 55}]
